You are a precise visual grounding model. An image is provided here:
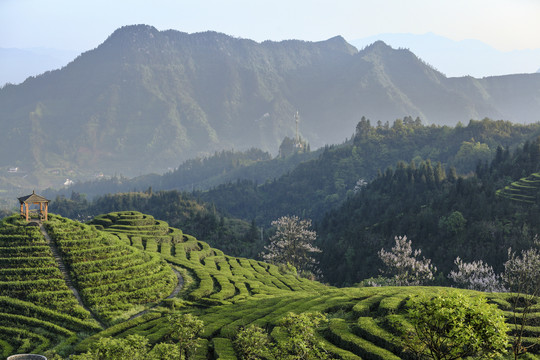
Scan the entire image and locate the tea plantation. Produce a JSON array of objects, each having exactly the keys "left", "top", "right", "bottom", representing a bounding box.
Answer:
[
  {"left": 497, "top": 172, "right": 540, "bottom": 204},
  {"left": 1, "top": 211, "right": 539, "bottom": 359},
  {"left": 0, "top": 215, "right": 101, "bottom": 356}
]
